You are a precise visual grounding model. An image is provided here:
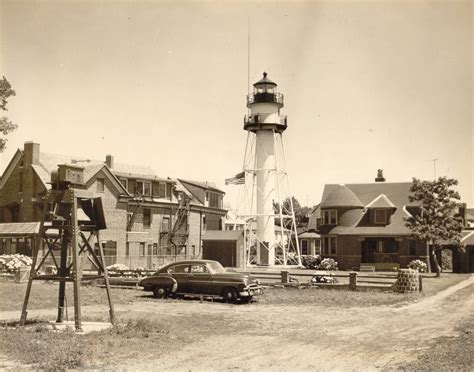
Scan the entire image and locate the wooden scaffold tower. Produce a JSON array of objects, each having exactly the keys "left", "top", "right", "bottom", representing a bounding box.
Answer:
[{"left": 19, "top": 165, "right": 115, "bottom": 331}]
